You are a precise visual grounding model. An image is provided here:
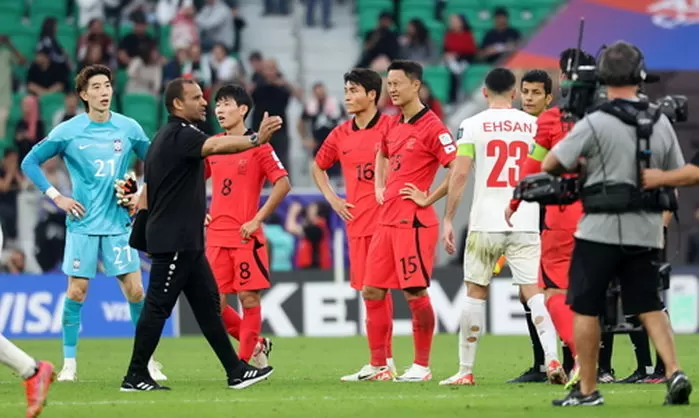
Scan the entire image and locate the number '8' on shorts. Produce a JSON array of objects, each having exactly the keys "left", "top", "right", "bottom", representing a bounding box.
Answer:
[{"left": 62, "top": 232, "right": 140, "bottom": 279}]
